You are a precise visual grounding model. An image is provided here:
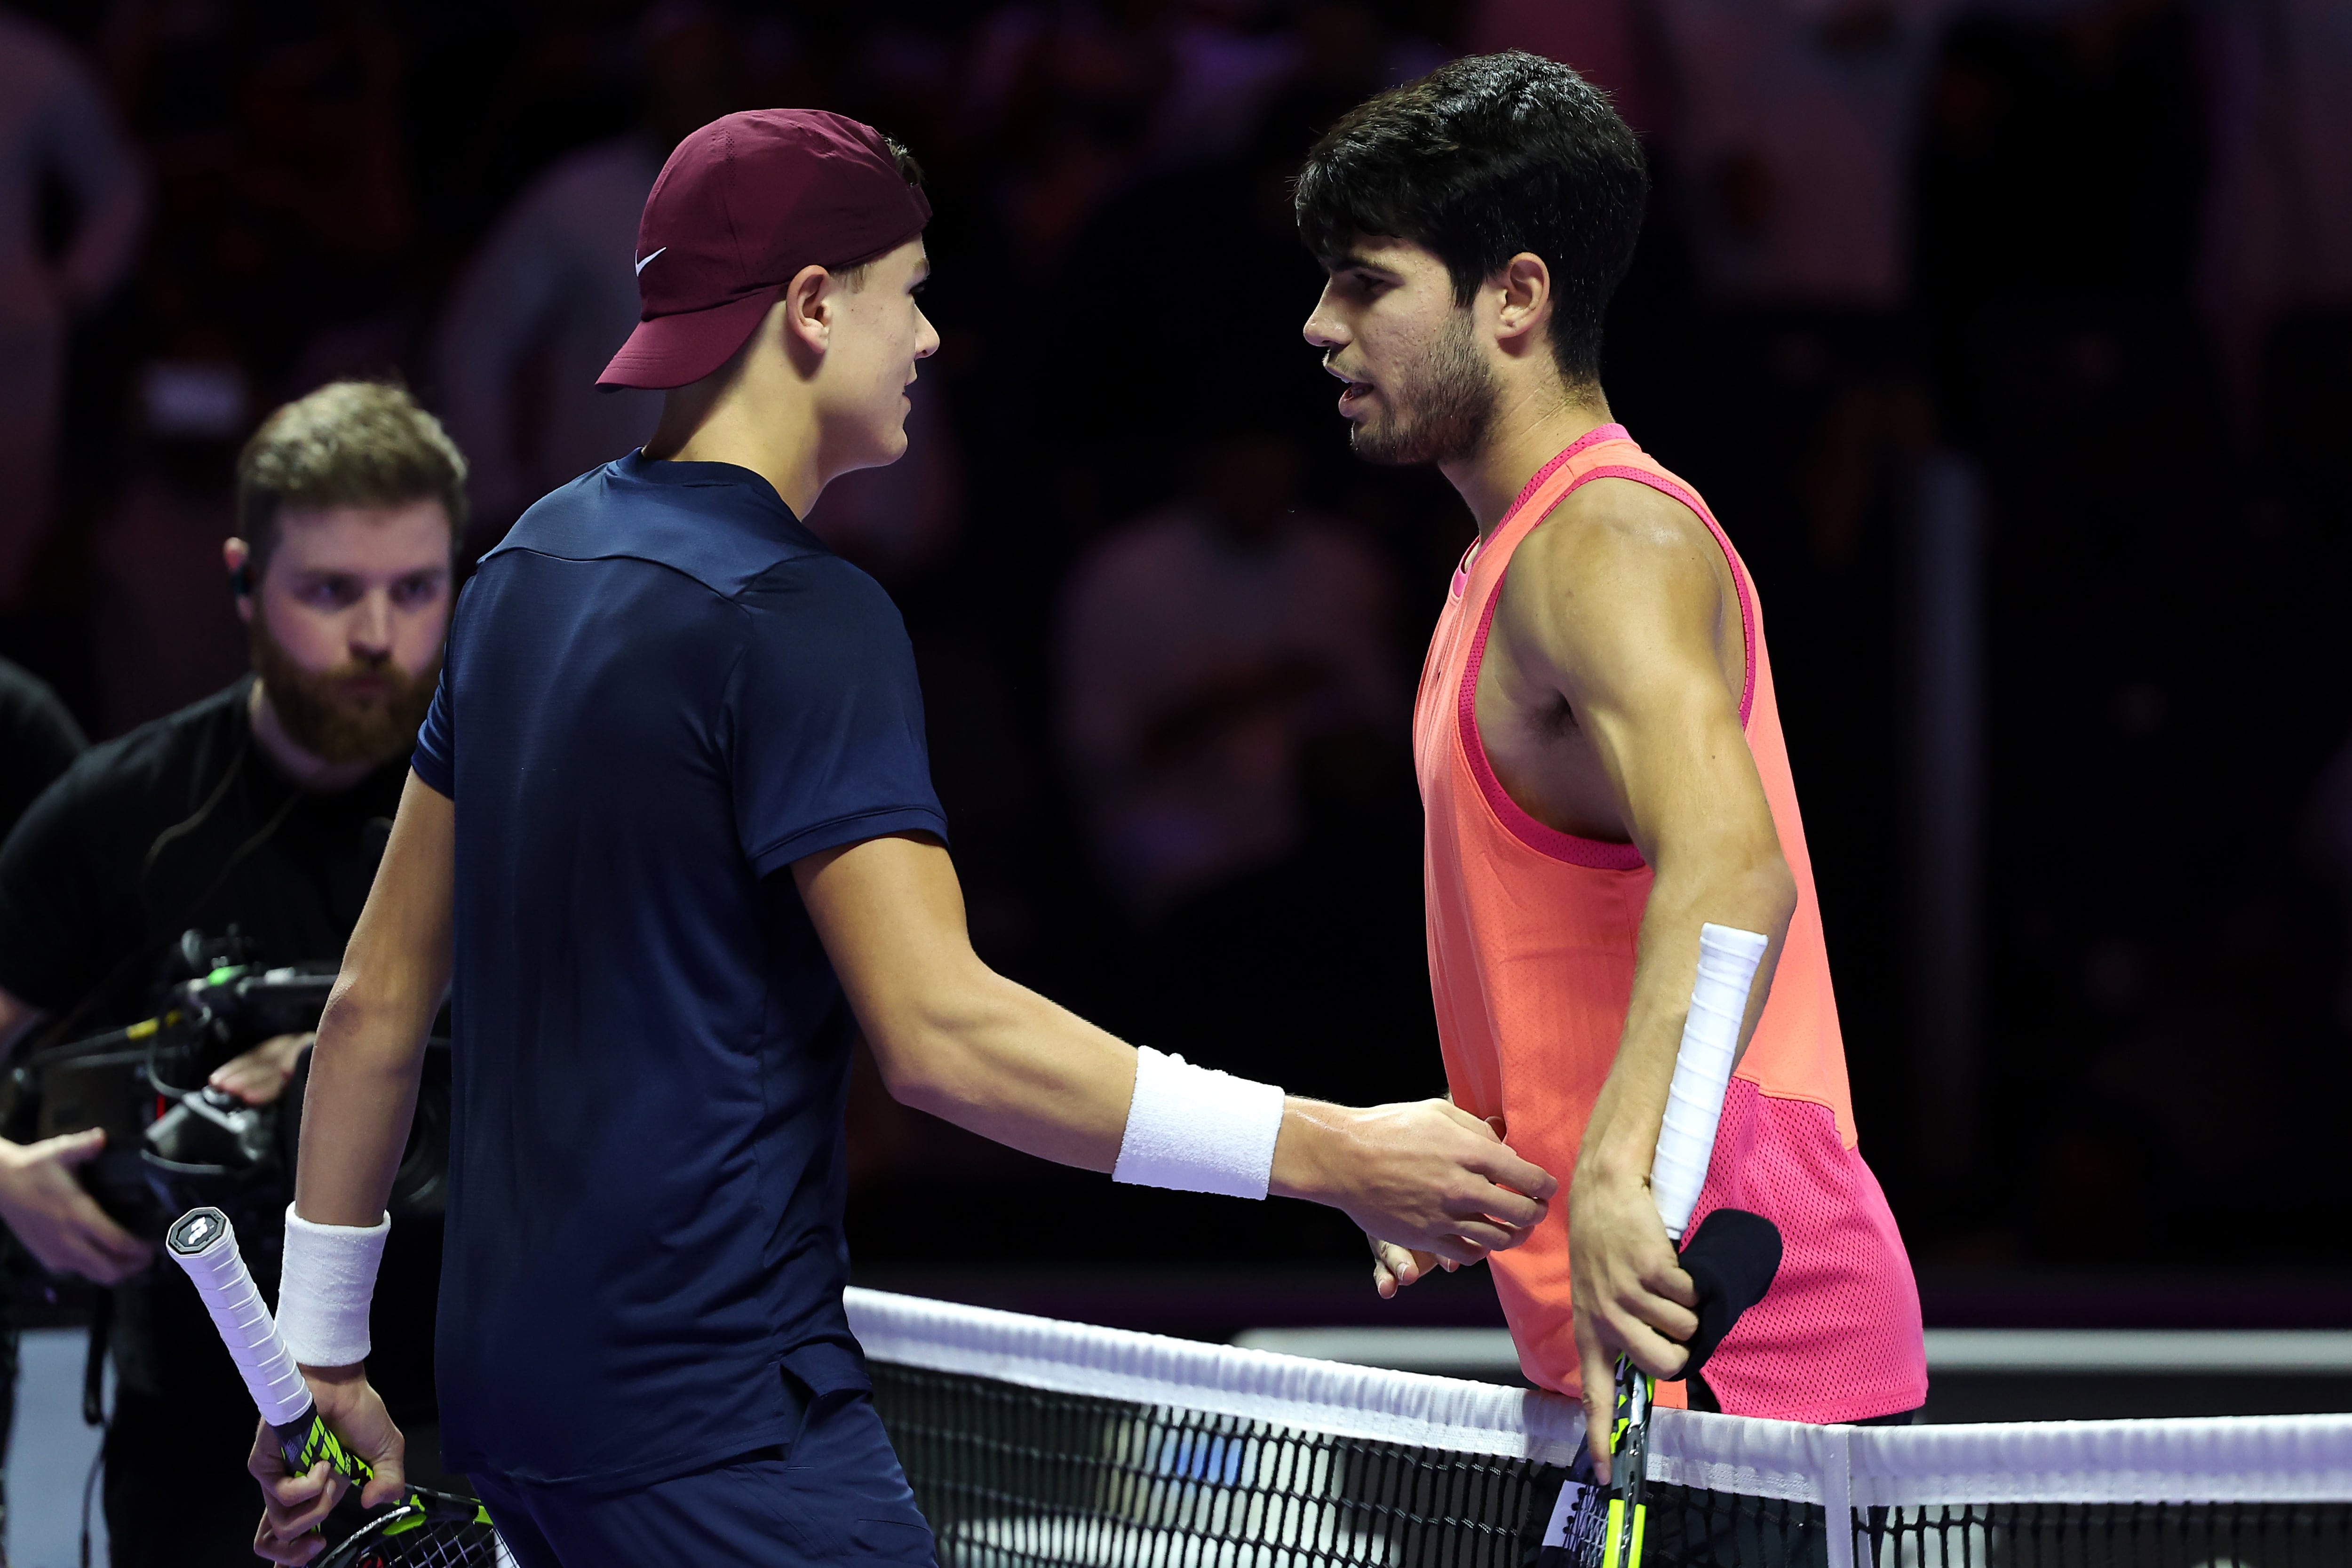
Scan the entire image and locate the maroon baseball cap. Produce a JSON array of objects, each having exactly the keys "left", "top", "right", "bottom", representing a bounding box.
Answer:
[{"left": 597, "top": 109, "right": 932, "bottom": 391}]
